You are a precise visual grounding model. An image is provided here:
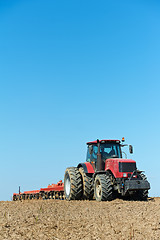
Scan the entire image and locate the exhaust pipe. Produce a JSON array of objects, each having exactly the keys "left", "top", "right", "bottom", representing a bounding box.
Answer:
[{"left": 97, "top": 139, "right": 103, "bottom": 171}]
